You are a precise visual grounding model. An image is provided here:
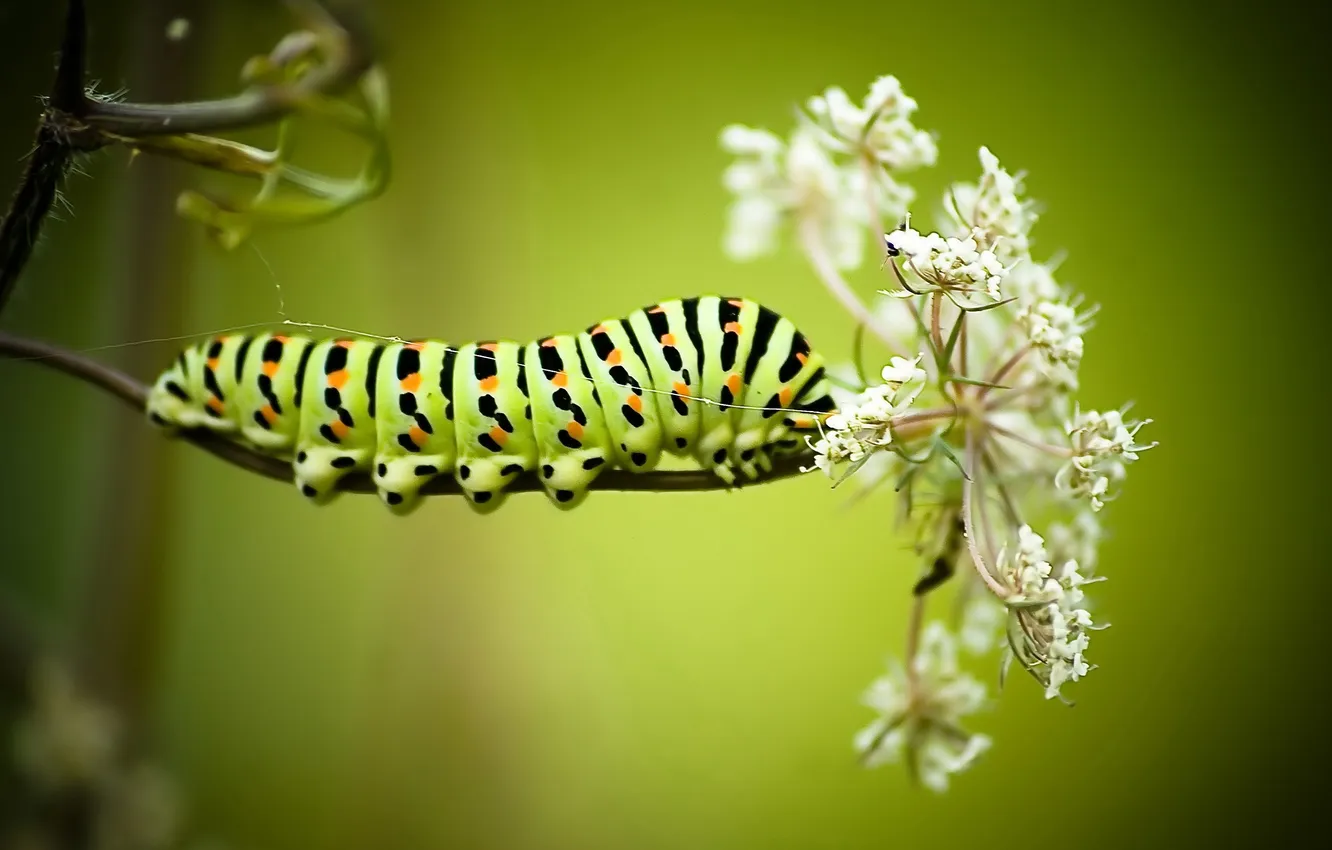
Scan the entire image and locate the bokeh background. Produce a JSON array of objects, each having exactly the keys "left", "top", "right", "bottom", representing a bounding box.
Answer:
[{"left": 1, "top": 0, "right": 1327, "bottom": 847}]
